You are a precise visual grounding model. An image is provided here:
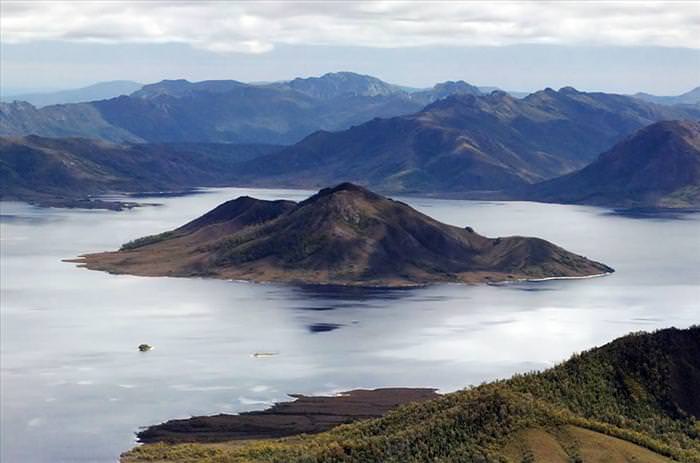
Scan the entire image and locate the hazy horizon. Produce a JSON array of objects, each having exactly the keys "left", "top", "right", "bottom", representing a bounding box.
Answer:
[
  {"left": 2, "top": 43, "right": 699, "bottom": 97},
  {"left": 2, "top": 1, "right": 699, "bottom": 97}
]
